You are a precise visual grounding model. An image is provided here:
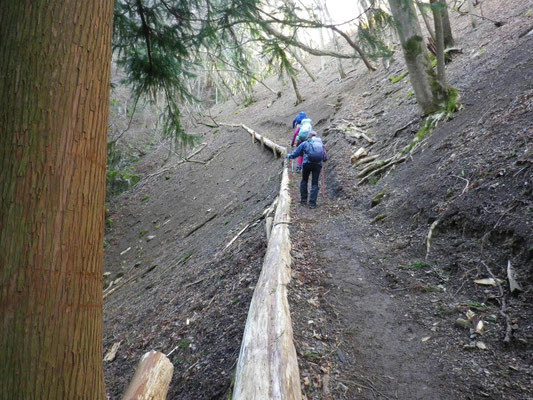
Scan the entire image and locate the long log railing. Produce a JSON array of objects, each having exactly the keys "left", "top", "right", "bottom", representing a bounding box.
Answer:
[
  {"left": 232, "top": 126, "right": 302, "bottom": 400},
  {"left": 120, "top": 124, "right": 301, "bottom": 400}
]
